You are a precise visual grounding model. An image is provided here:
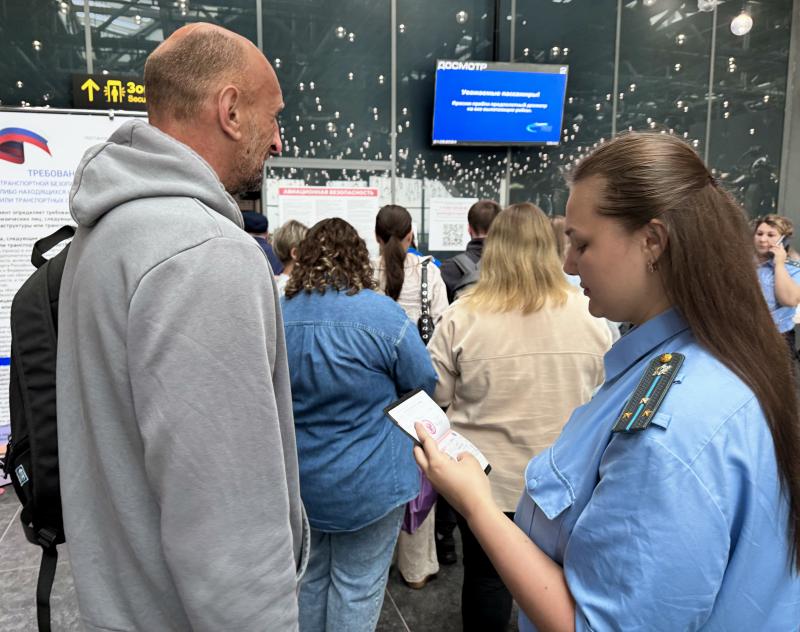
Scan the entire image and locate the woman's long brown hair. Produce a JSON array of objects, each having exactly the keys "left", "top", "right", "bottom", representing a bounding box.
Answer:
[
  {"left": 375, "top": 204, "right": 412, "bottom": 301},
  {"left": 571, "top": 132, "right": 800, "bottom": 570}
]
